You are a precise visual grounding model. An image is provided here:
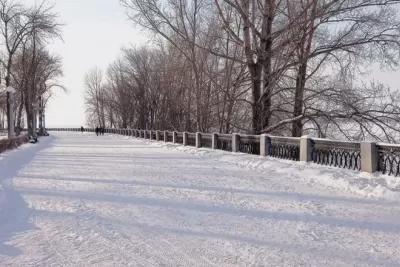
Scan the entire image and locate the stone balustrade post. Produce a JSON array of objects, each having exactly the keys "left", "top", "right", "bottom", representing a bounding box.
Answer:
[
  {"left": 361, "top": 141, "right": 379, "bottom": 173},
  {"left": 300, "top": 136, "right": 313, "bottom": 162}
]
